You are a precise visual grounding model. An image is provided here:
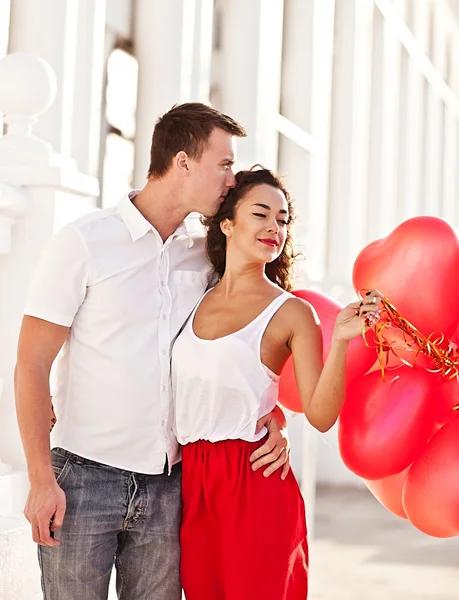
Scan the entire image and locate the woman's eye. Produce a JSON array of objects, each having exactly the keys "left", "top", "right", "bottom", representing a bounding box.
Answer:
[{"left": 253, "top": 213, "right": 266, "bottom": 218}]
